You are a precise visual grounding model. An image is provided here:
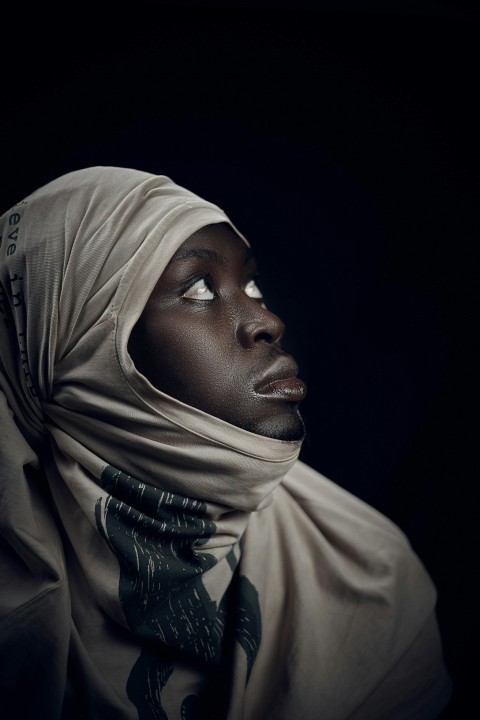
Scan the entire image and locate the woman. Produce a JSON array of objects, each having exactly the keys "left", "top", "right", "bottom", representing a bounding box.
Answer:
[{"left": 0, "top": 167, "right": 451, "bottom": 719}]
